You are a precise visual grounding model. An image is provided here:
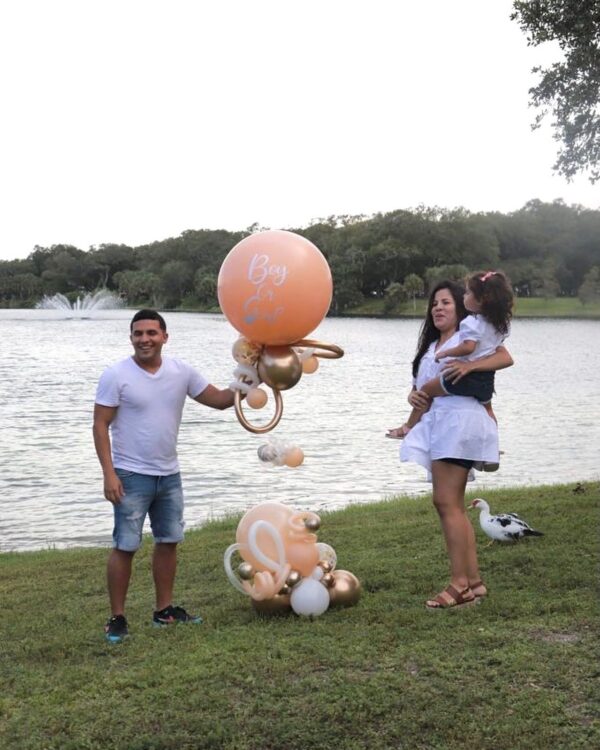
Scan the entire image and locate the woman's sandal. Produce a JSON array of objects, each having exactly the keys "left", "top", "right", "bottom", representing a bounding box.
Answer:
[
  {"left": 470, "top": 580, "right": 487, "bottom": 599},
  {"left": 425, "top": 584, "right": 479, "bottom": 610},
  {"left": 386, "top": 424, "right": 411, "bottom": 439}
]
